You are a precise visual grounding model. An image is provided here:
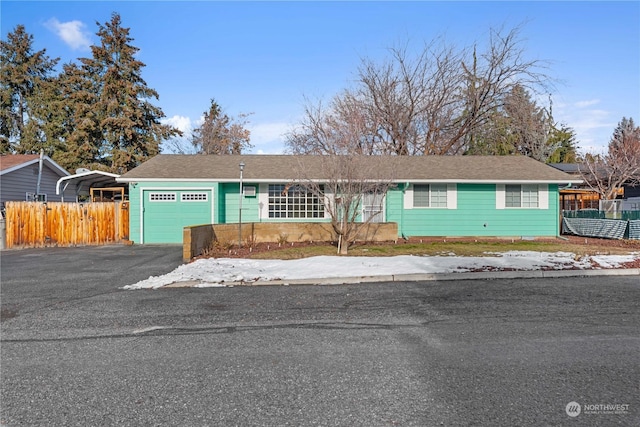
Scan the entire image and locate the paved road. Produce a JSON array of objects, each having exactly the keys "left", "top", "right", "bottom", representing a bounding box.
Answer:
[{"left": 1, "top": 245, "right": 639, "bottom": 426}]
